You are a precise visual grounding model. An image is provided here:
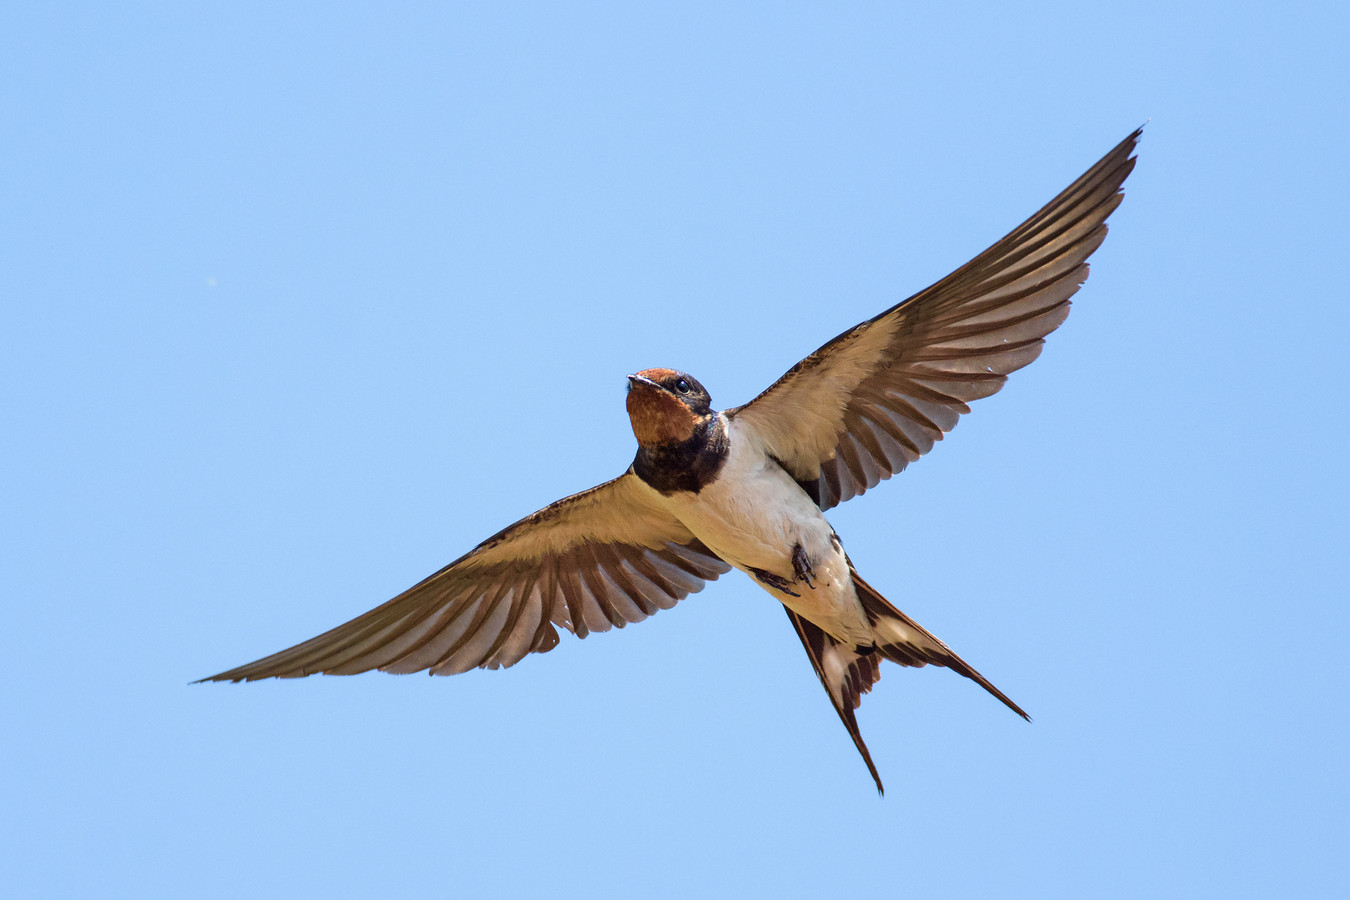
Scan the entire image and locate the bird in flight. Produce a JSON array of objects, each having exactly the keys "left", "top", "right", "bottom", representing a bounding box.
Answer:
[{"left": 201, "top": 129, "right": 1140, "bottom": 793}]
